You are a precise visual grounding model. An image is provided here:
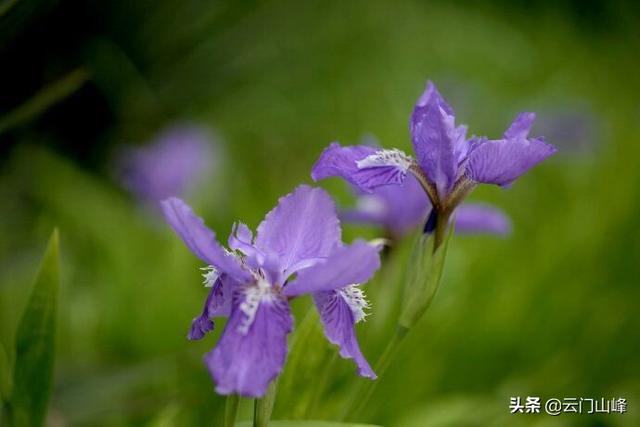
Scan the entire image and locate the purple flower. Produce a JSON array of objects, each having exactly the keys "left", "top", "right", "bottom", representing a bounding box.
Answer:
[
  {"left": 161, "top": 185, "right": 381, "bottom": 397},
  {"left": 312, "top": 81, "right": 556, "bottom": 241},
  {"left": 116, "top": 125, "right": 215, "bottom": 204},
  {"left": 341, "top": 173, "right": 511, "bottom": 238}
]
